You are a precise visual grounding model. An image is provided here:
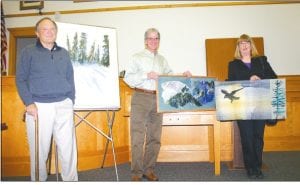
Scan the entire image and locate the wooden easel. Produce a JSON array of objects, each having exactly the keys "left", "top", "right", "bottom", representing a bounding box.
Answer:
[{"left": 74, "top": 110, "right": 119, "bottom": 181}]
